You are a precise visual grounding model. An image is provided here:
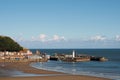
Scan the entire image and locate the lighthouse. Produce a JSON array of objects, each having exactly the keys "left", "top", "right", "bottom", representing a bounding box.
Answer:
[{"left": 72, "top": 50, "right": 75, "bottom": 58}]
